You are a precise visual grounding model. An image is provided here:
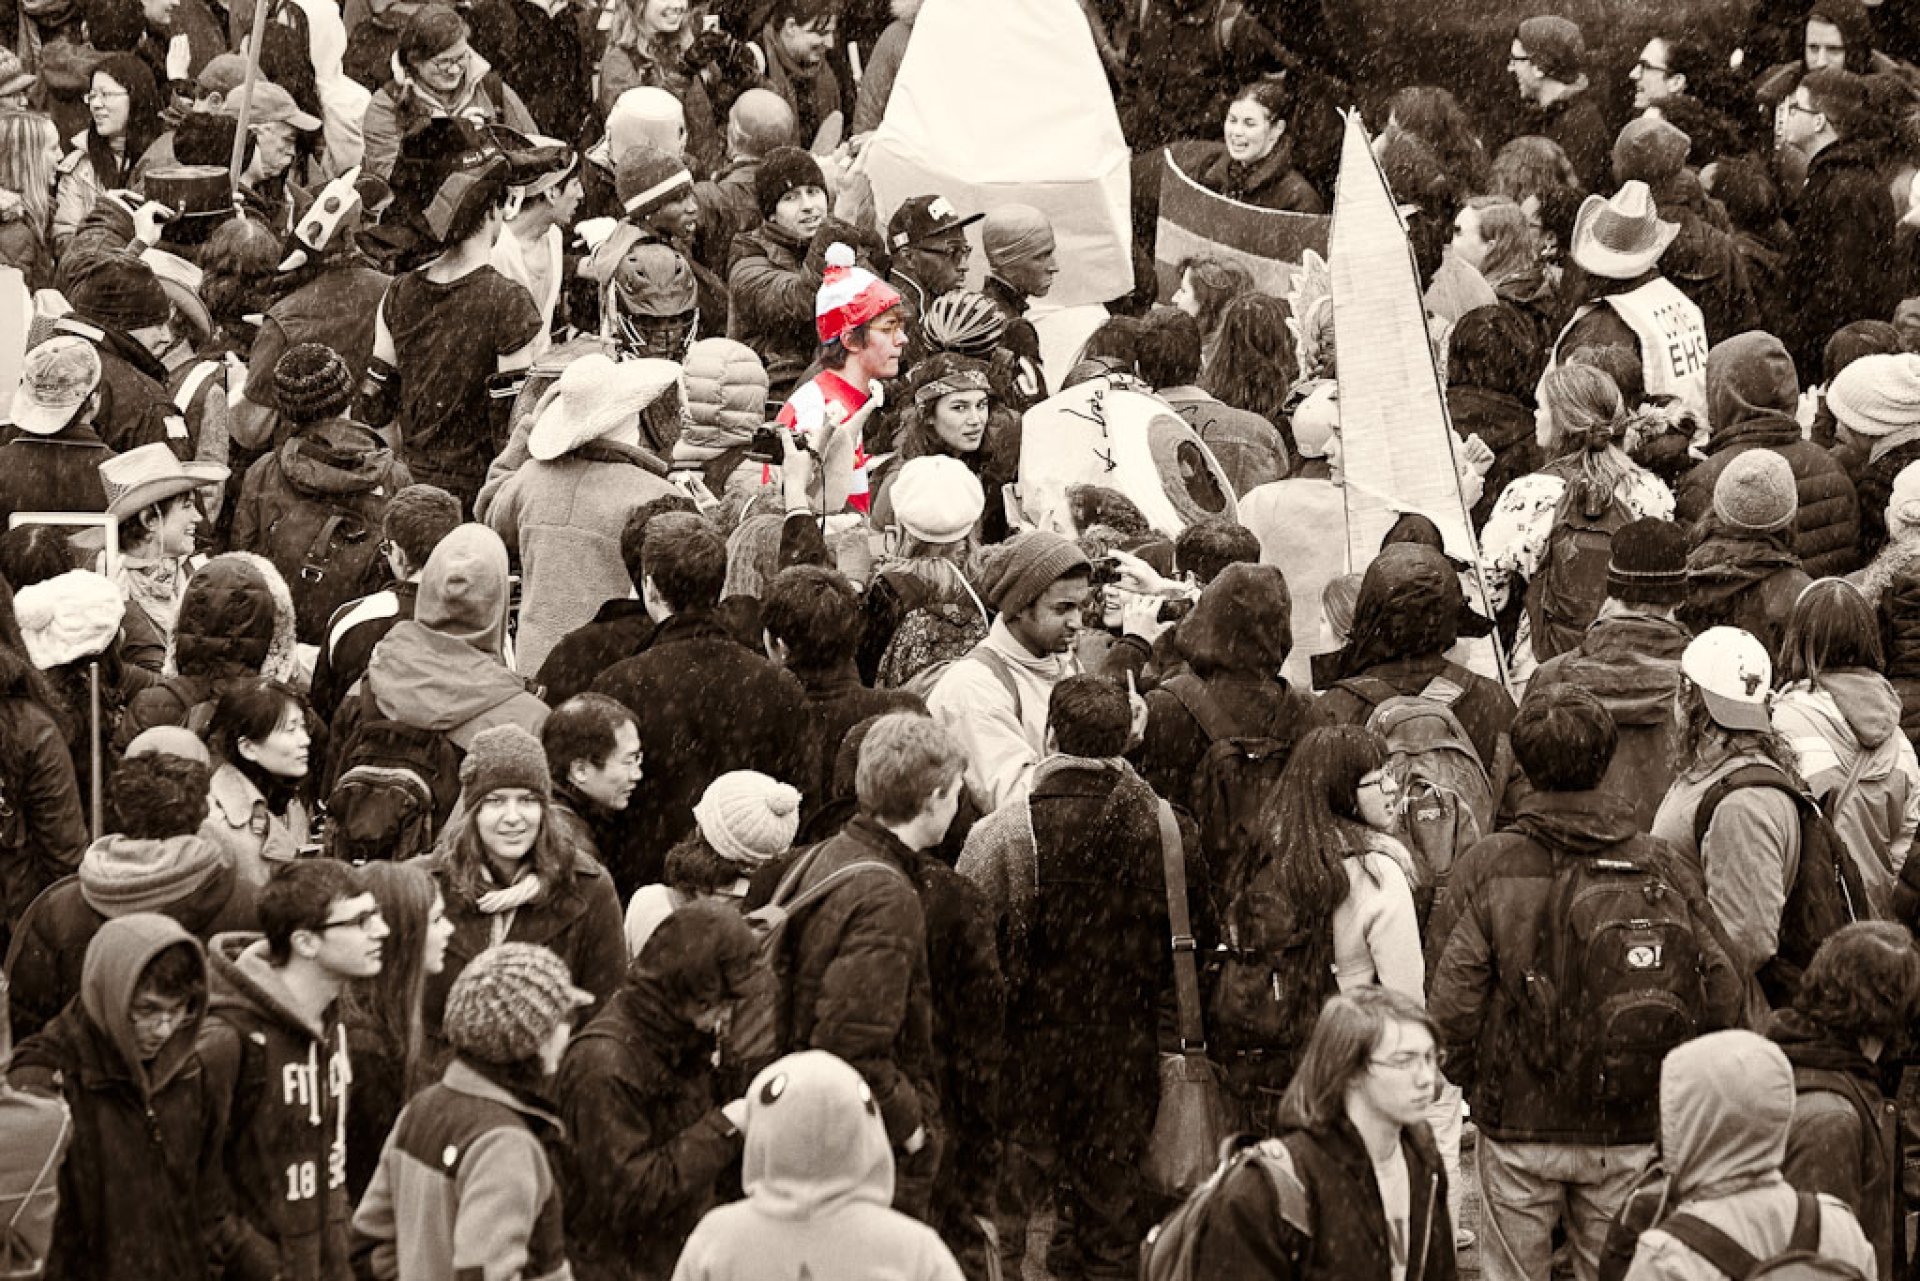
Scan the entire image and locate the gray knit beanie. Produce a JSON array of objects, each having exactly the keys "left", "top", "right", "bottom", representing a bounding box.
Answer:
[
  {"left": 443, "top": 942, "right": 591, "bottom": 1065},
  {"left": 1713, "top": 449, "right": 1798, "bottom": 535},
  {"left": 458, "top": 724, "right": 552, "bottom": 804}
]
